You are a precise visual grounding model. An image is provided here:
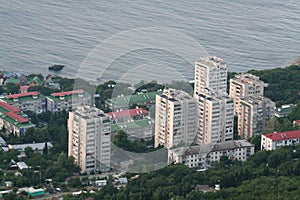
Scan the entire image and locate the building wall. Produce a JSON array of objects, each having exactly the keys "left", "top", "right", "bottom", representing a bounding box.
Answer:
[
  {"left": 154, "top": 89, "right": 197, "bottom": 148},
  {"left": 195, "top": 91, "right": 234, "bottom": 144},
  {"left": 5, "top": 97, "right": 46, "bottom": 114},
  {"left": 169, "top": 140, "right": 255, "bottom": 169},
  {"left": 261, "top": 134, "right": 300, "bottom": 151},
  {"left": 68, "top": 106, "right": 111, "bottom": 173},
  {"left": 47, "top": 93, "right": 91, "bottom": 113},
  {"left": 238, "top": 97, "right": 275, "bottom": 139},
  {"left": 194, "top": 56, "right": 227, "bottom": 95},
  {"left": 229, "top": 73, "right": 264, "bottom": 115}
]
